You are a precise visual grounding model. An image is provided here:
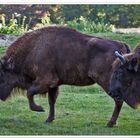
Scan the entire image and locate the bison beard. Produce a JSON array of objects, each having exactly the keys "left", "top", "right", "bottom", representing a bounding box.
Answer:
[{"left": 0, "top": 26, "right": 130, "bottom": 127}]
